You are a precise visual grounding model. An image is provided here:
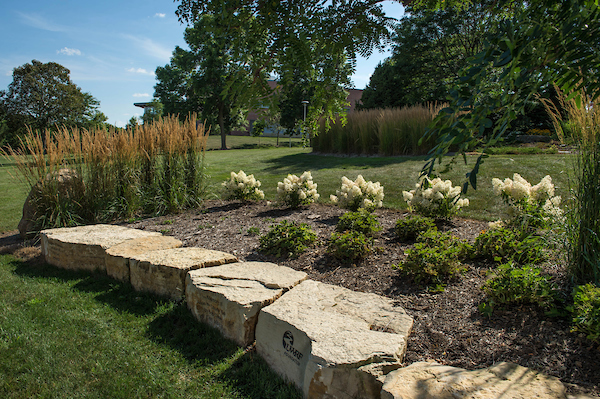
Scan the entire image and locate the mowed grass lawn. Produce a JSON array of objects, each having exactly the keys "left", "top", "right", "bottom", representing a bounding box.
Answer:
[
  {"left": 1, "top": 143, "right": 573, "bottom": 232},
  {"left": 0, "top": 255, "right": 302, "bottom": 399},
  {"left": 0, "top": 142, "right": 574, "bottom": 398}
]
